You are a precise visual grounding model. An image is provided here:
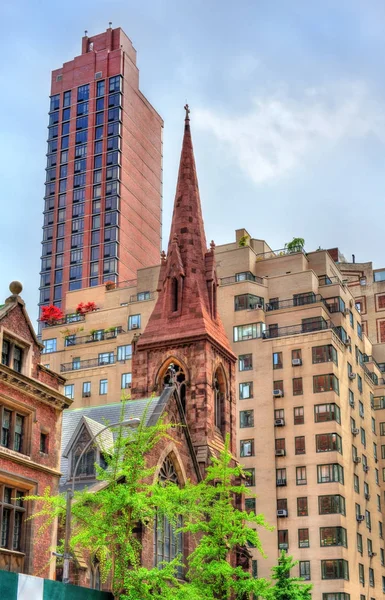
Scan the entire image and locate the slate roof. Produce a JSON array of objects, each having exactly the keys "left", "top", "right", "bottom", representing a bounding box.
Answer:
[{"left": 60, "top": 389, "right": 172, "bottom": 491}]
